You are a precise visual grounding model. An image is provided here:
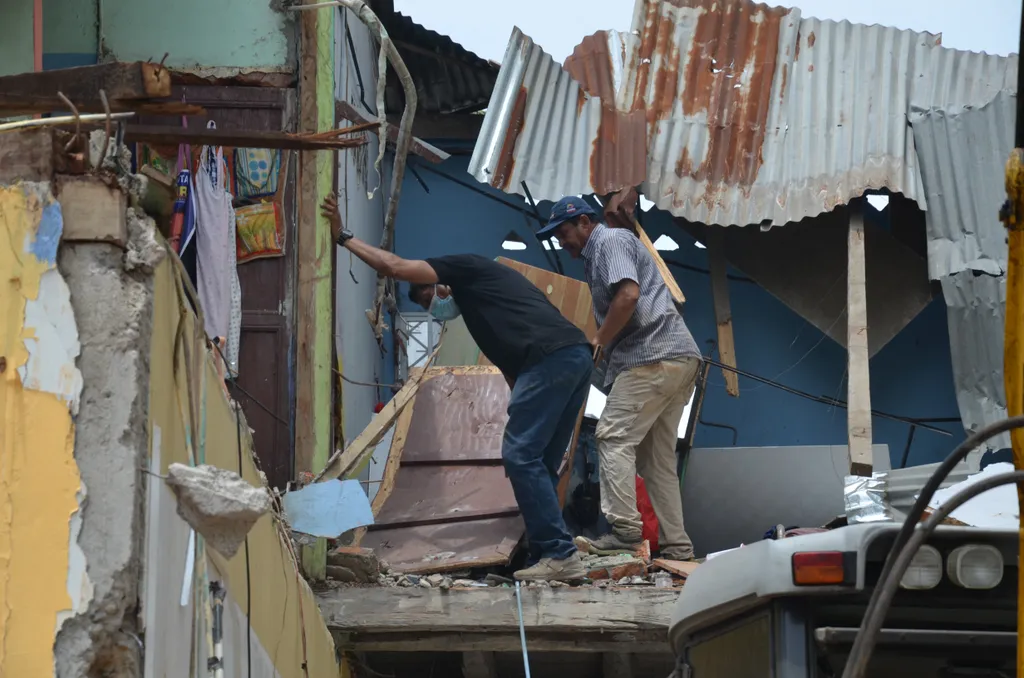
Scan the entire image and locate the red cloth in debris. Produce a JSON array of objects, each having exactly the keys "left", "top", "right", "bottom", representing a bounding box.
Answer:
[{"left": 636, "top": 476, "right": 659, "bottom": 551}]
